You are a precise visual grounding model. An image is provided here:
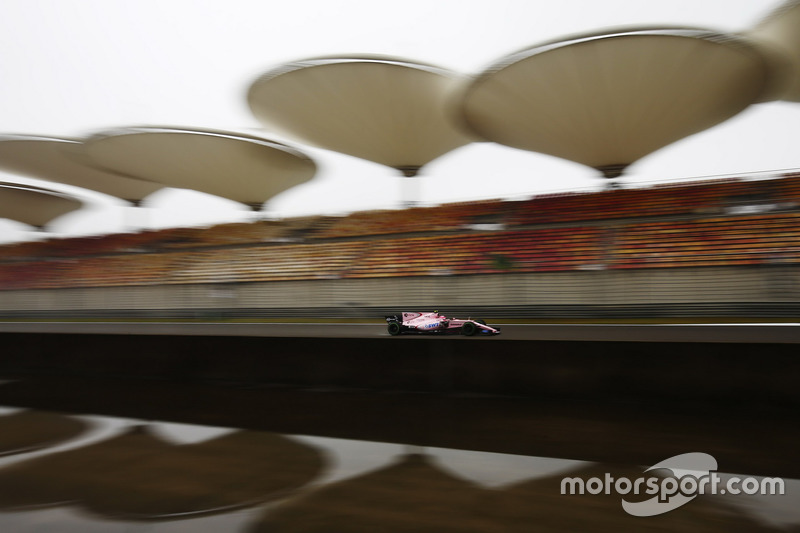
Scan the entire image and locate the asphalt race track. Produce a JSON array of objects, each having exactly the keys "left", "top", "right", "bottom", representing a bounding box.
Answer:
[{"left": 0, "top": 321, "right": 799, "bottom": 343}]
